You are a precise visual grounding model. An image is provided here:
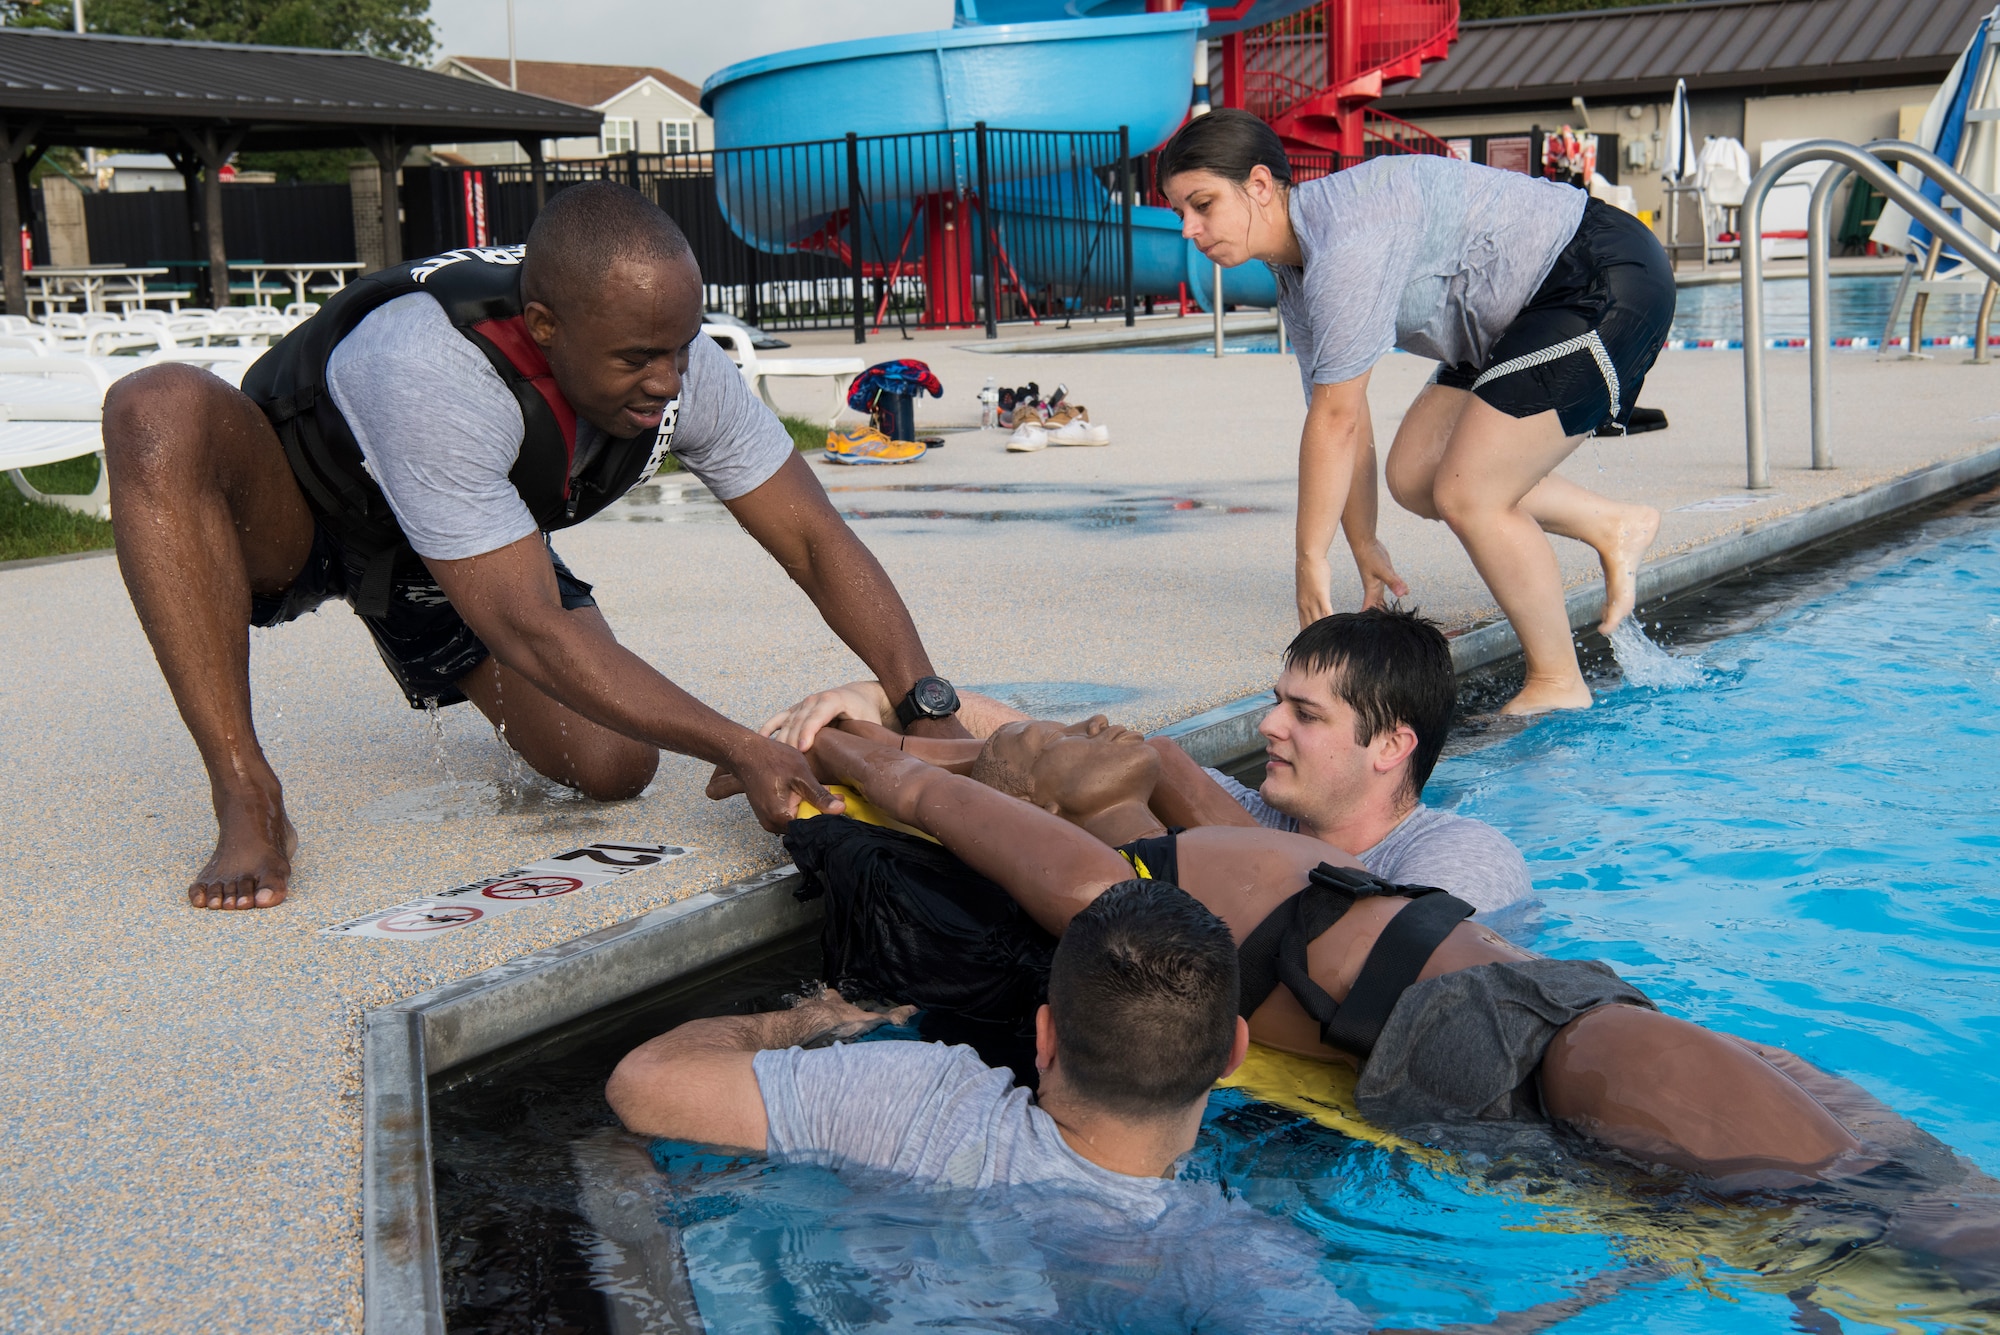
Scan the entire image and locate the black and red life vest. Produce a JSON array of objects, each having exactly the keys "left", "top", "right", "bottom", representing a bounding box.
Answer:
[{"left": 243, "top": 244, "right": 677, "bottom": 616}]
